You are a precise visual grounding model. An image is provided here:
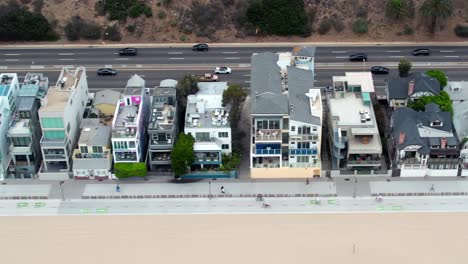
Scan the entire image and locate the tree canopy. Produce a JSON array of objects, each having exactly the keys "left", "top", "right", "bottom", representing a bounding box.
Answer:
[
  {"left": 385, "top": 0, "right": 409, "bottom": 20},
  {"left": 425, "top": 69, "right": 448, "bottom": 88},
  {"left": 408, "top": 91, "right": 453, "bottom": 115},
  {"left": 420, "top": 0, "right": 454, "bottom": 33},
  {"left": 171, "top": 133, "right": 195, "bottom": 177},
  {"left": 398, "top": 58, "right": 412, "bottom": 77},
  {"left": 222, "top": 84, "right": 247, "bottom": 154},
  {"left": 246, "top": 0, "right": 309, "bottom": 36},
  {"left": 0, "top": 7, "right": 57, "bottom": 41}
]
